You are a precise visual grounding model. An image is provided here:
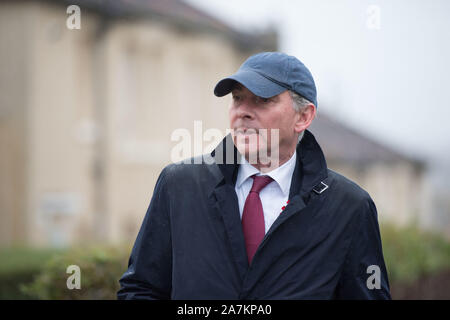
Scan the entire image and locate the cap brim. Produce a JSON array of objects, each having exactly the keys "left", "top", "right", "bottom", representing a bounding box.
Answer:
[{"left": 214, "top": 70, "right": 287, "bottom": 98}]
